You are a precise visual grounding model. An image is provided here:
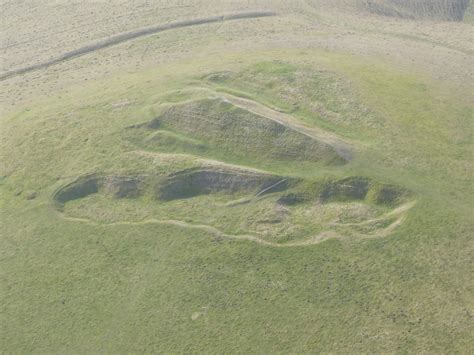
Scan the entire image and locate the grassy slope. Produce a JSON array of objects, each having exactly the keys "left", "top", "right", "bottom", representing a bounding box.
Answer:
[
  {"left": 361, "top": 0, "right": 471, "bottom": 20},
  {"left": 1, "top": 45, "right": 473, "bottom": 352},
  {"left": 464, "top": 0, "right": 474, "bottom": 22}
]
